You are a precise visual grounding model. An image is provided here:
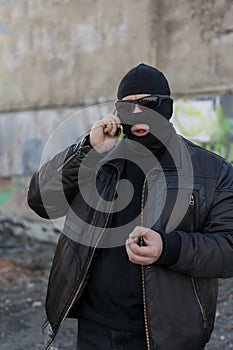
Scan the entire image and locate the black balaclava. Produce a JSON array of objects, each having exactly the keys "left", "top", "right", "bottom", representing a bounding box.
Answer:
[
  {"left": 116, "top": 63, "right": 173, "bottom": 156},
  {"left": 117, "top": 63, "right": 173, "bottom": 120}
]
